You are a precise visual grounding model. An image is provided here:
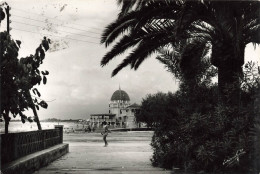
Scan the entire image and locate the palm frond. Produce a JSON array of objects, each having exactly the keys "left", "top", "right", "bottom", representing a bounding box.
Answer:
[
  {"left": 117, "top": 0, "right": 144, "bottom": 18},
  {"left": 101, "top": 12, "right": 139, "bottom": 47},
  {"left": 118, "top": 0, "right": 133, "bottom": 18},
  {"left": 101, "top": 34, "right": 141, "bottom": 66},
  {"left": 111, "top": 30, "right": 175, "bottom": 76},
  {"left": 244, "top": 25, "right": 260, "bottom": 45},
  {"left": 101, "top": 0, "right": 260, "bottom": 82}
]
